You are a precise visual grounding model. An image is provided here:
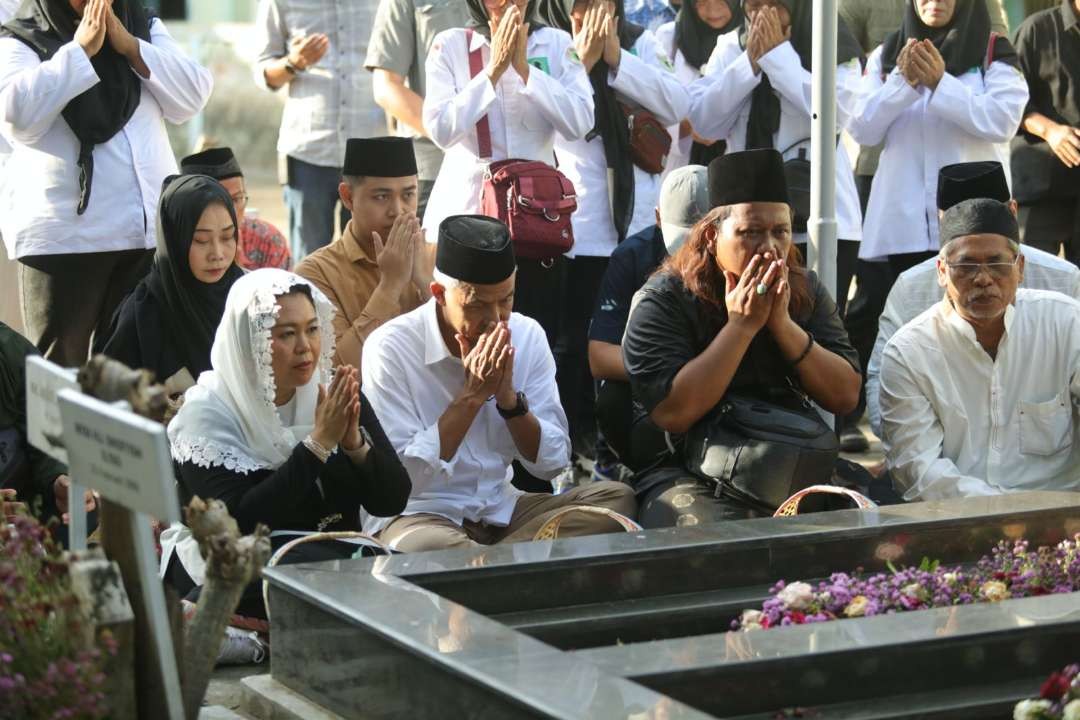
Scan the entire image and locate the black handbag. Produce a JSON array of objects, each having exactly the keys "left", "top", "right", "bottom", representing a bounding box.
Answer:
[{"left": 684, "top": 392, "right": 839, "bottom": 513}]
